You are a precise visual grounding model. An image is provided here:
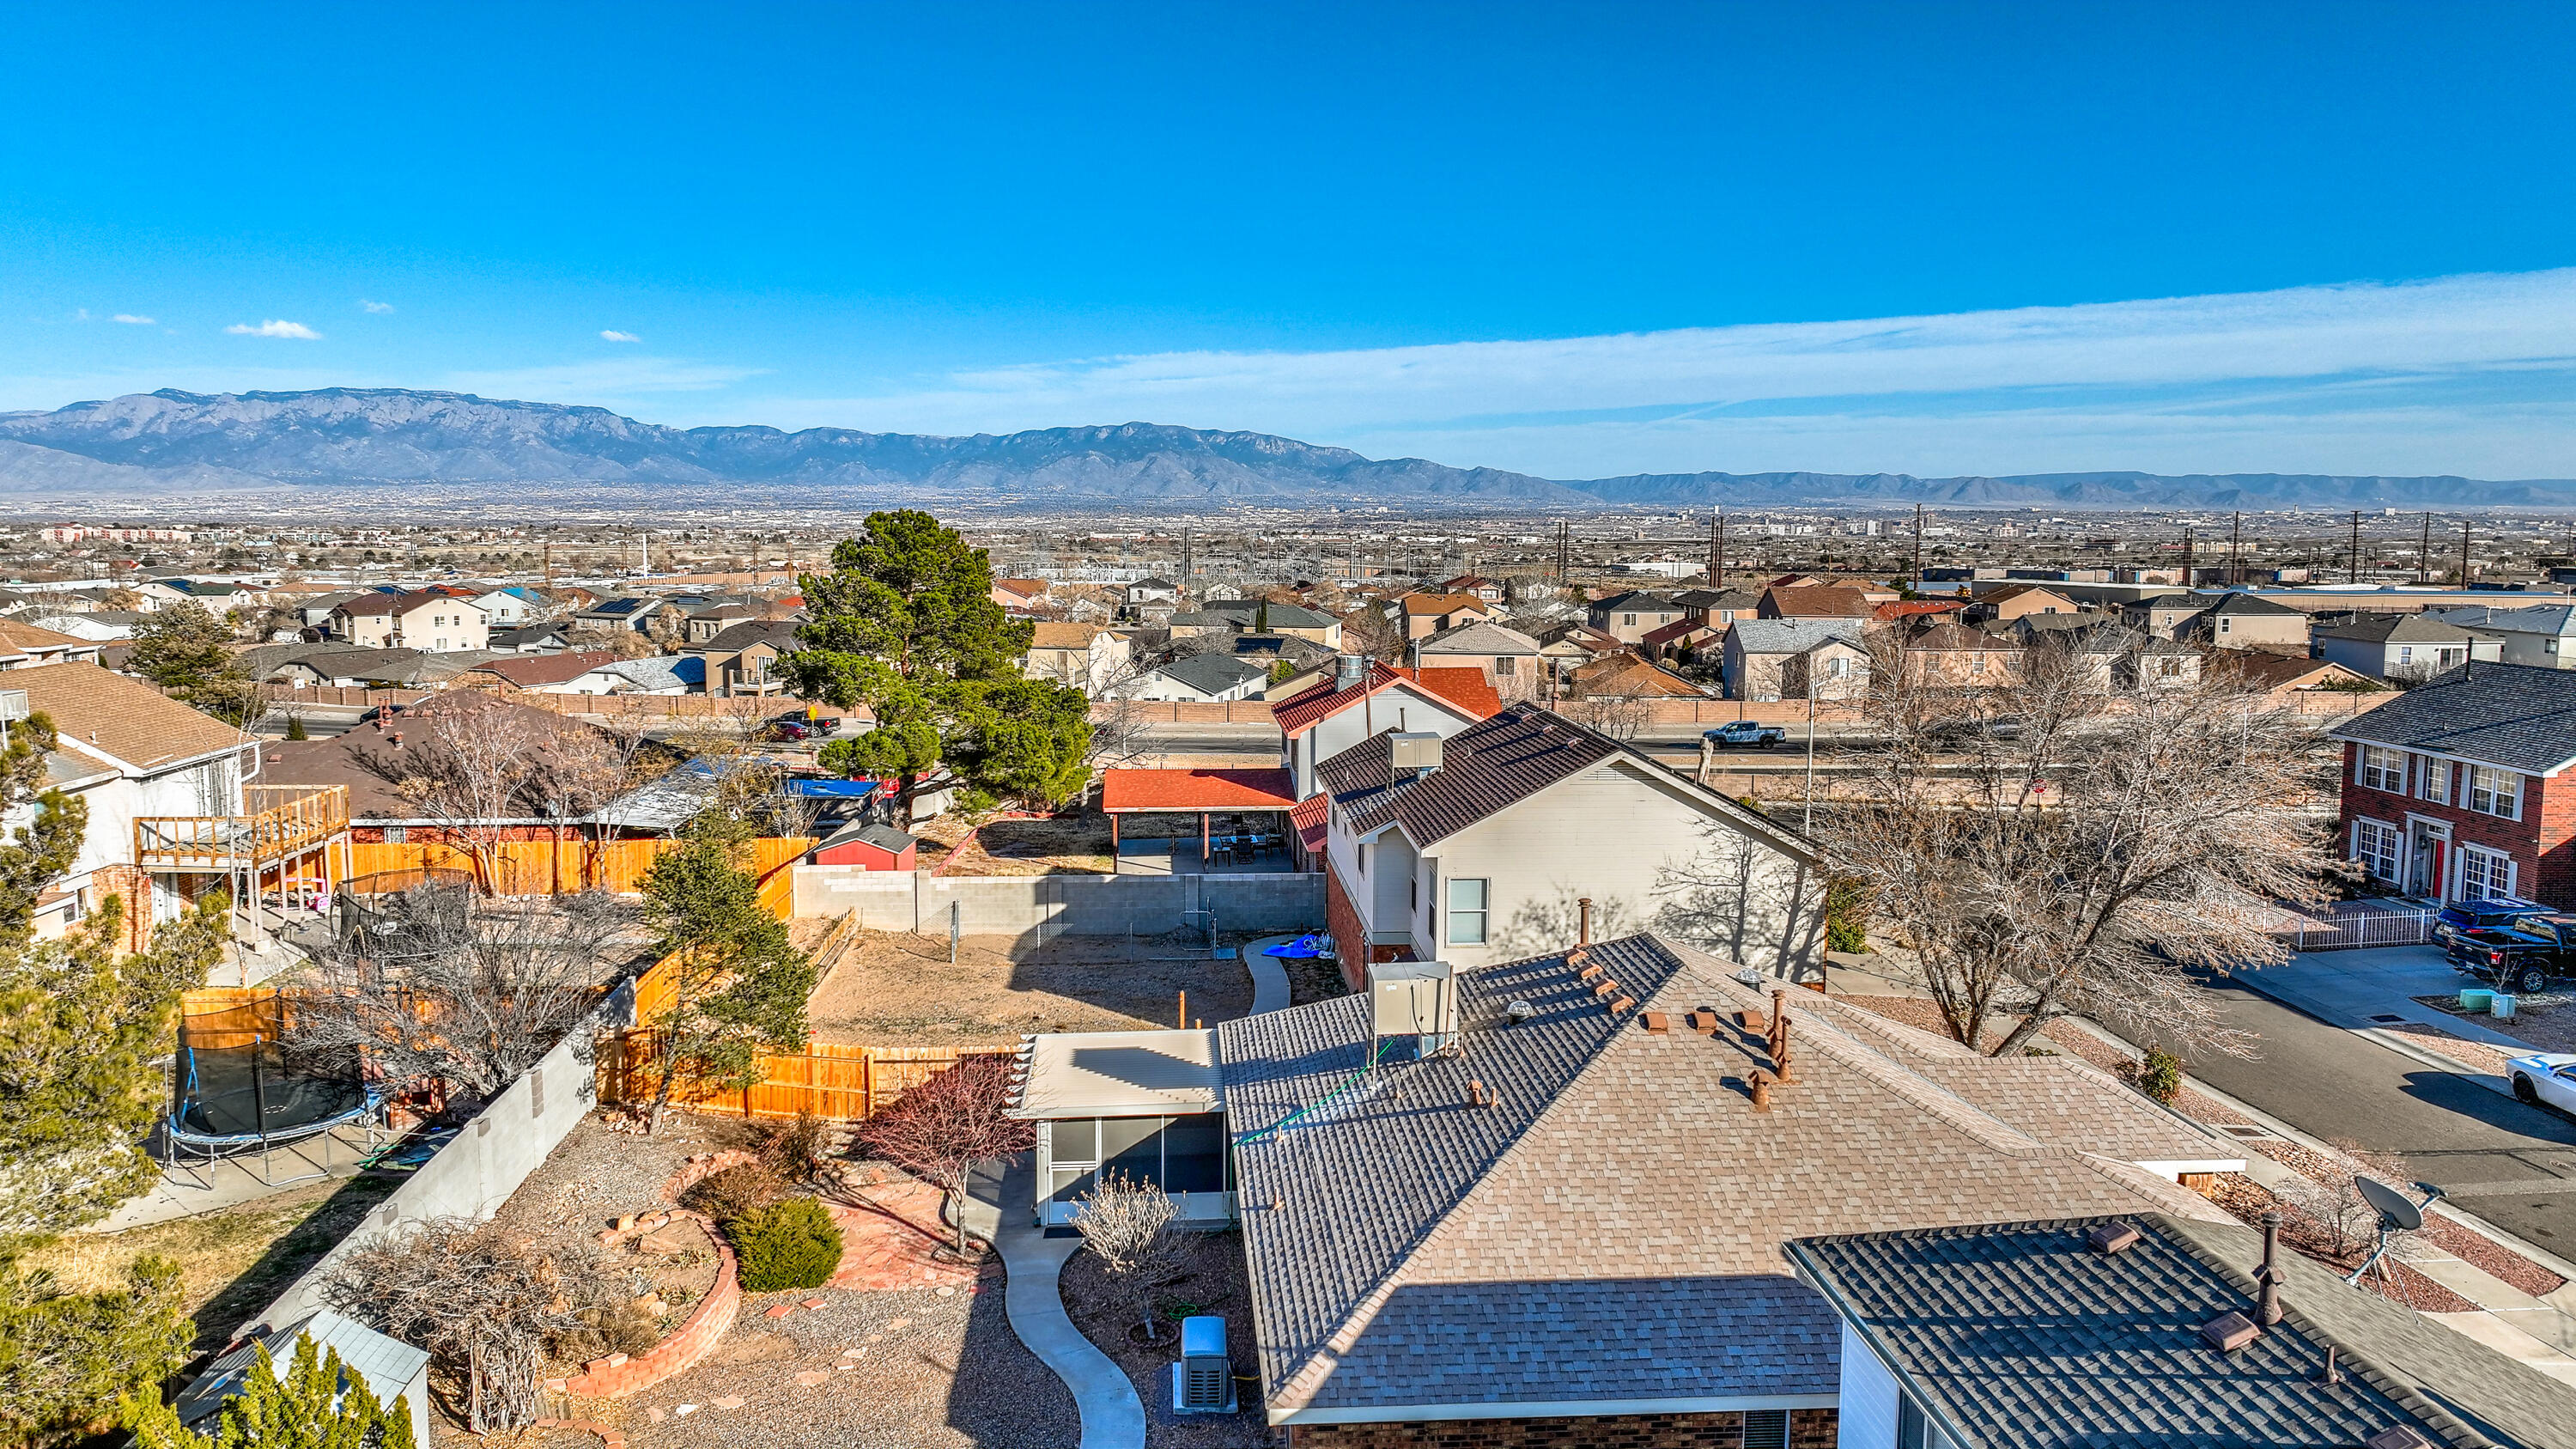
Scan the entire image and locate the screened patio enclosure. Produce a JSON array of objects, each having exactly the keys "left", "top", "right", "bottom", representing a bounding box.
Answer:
[{"left": 1005, "top": 1027, "right": 1233, "bottom": 1227}]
